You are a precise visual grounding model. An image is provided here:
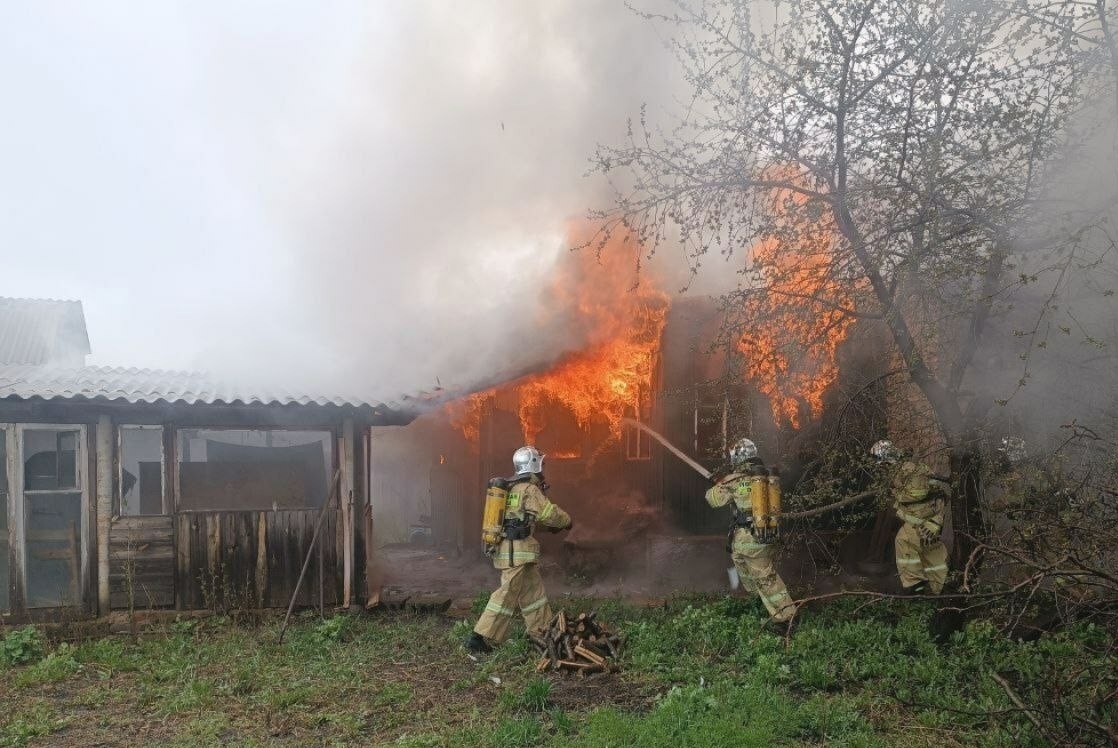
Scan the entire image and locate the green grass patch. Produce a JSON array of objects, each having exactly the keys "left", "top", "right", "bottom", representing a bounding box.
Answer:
[{"left": 0, "top": 596, "right": 1112, "bottom": 746}]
